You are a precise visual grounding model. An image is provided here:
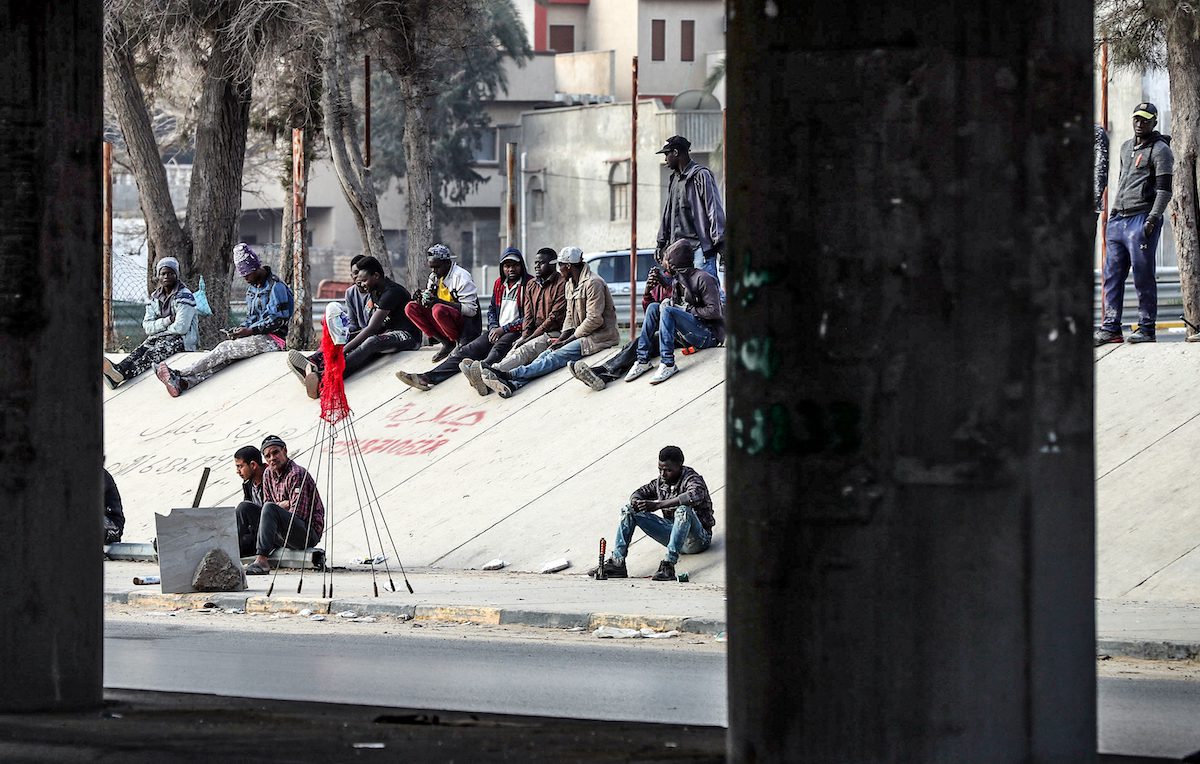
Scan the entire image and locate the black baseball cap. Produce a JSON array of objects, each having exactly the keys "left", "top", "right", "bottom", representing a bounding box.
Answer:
[
  {"left": 655, "top": 135, "right": 691, "bottom": 154},
  {"left": 1133, "top": 102, "right": 1158, "bottom": 120}
]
